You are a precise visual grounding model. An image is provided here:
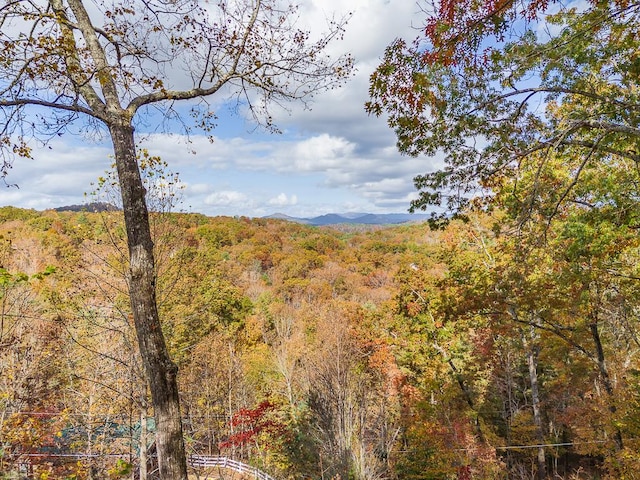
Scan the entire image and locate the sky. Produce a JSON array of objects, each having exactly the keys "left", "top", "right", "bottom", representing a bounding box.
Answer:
[{"left": 0, "top": 0, "right": 438, "bottom": 219}]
